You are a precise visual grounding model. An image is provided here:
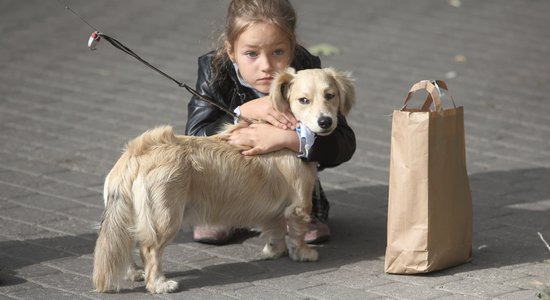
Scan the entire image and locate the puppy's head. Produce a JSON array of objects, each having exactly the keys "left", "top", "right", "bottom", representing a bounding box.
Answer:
[{"left": 270, "top": 67, "right": 355, "bottom": 136}]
